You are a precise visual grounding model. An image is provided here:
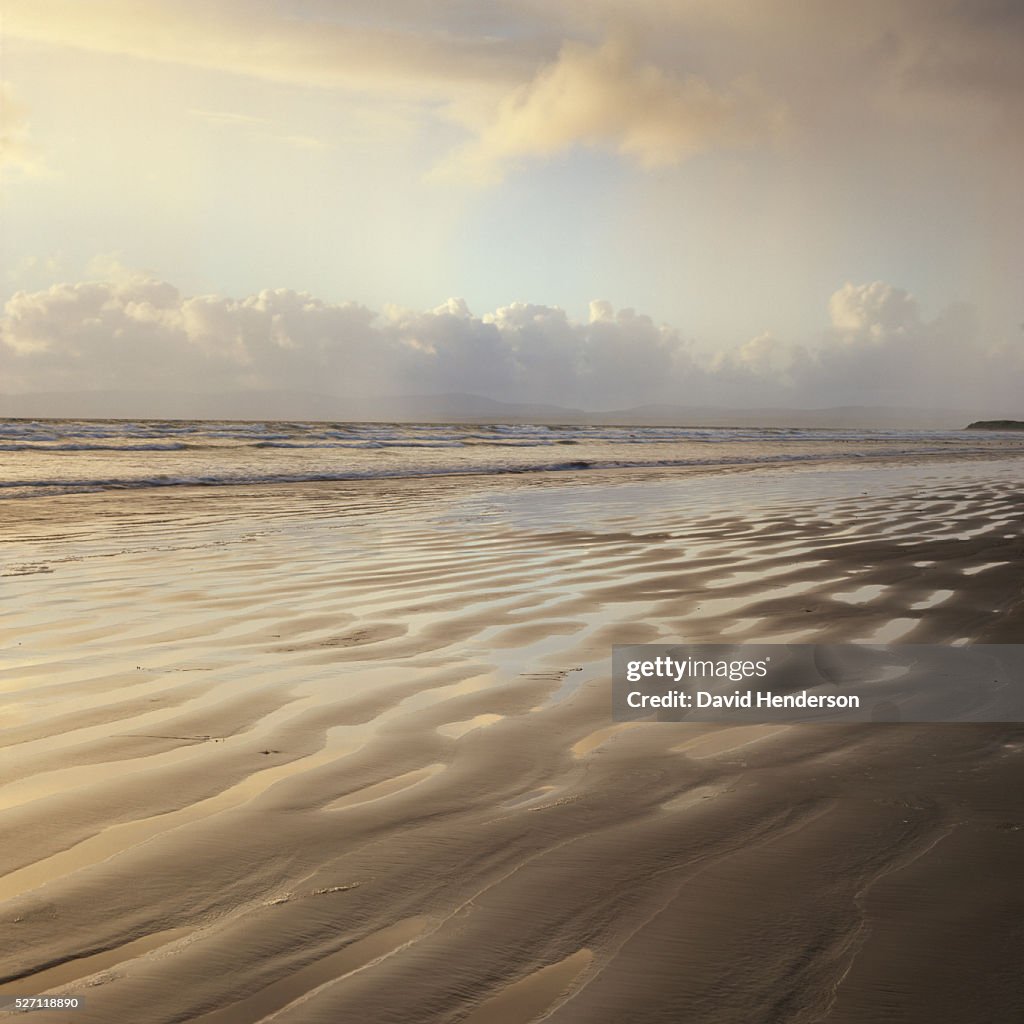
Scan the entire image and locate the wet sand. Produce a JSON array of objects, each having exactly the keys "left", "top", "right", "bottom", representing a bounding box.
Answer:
[{"left": 1, "top": 459, "right": 1023, "bottom": 1022}]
